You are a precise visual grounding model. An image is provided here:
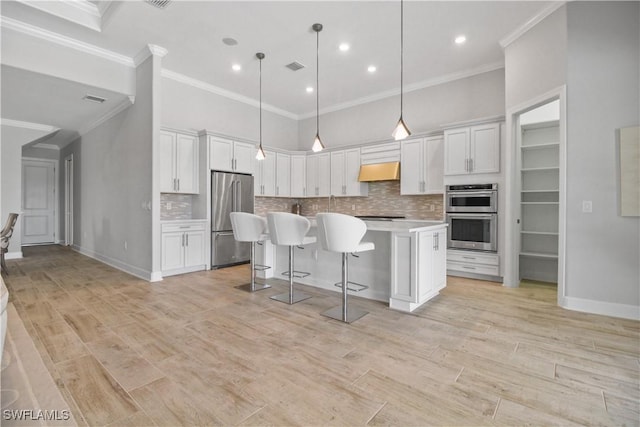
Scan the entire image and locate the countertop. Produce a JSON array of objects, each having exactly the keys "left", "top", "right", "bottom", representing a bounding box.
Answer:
[
  {"left": 305, "top": 217, "right": 446, "bottom": 233},
  {"left": 160, "top": 219, "right": 208, "bottom": 224}
]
